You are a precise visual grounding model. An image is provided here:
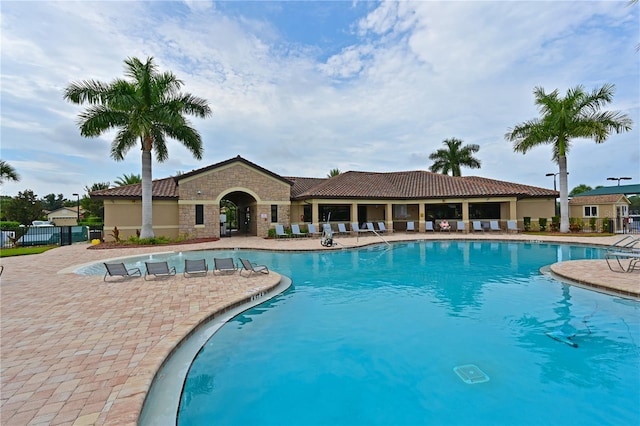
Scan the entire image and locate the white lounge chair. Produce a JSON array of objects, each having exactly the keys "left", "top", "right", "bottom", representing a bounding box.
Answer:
[
  {"left": 184, "top": 259, "right": 208, "bottom": 277},
  {"left": 406, "top": 221, "right": 416, "bottom": 232},
  {"left": 351, "top": 222, "right": 365, "bottom": 234},
  {"left": 307, "top": 224, "right": 322, "bottom": 237},
  {"left": 605, "top": 250, "right": 640, "bottom": 273},
  {"left": 366, "top": 222, "right": 376, "bottom": 232},
  {"left": 214, "top": 257, "right": 238, "bottom": 274},
  {"left": 239, "top": 258, "right": 269, "bottom": 277},
  {"left": 507, "top": 220, "right": 519, "bottom": 233},
  {"left": 425, "top": 222, "right": 434, "bottom": 232},
  {"left": 377, "top": 222, "right": 390, "bottom": 233},
  {"left": 337, "top": 223, "right": 348, "bottom": 235},
  {"left": 275, "top": 224, "right": 288, "bottom": 238},
  {"left": 489, "top": 221, "right": 501, "bottom": 232},
  {"left": 472, "top": 221, "right": 484, "bottom": 232},
  {"left": 456, "top": 221, "right": 466, "bottom": 233},
  {"left": 103, "top": 262, "right": 141, "bottom": 282},
  {"left": 291, "top": 224, "right": 306, "bottom": 237},
  {"left": 144, "top": 261, "right": 176, "bottom": 280}
]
